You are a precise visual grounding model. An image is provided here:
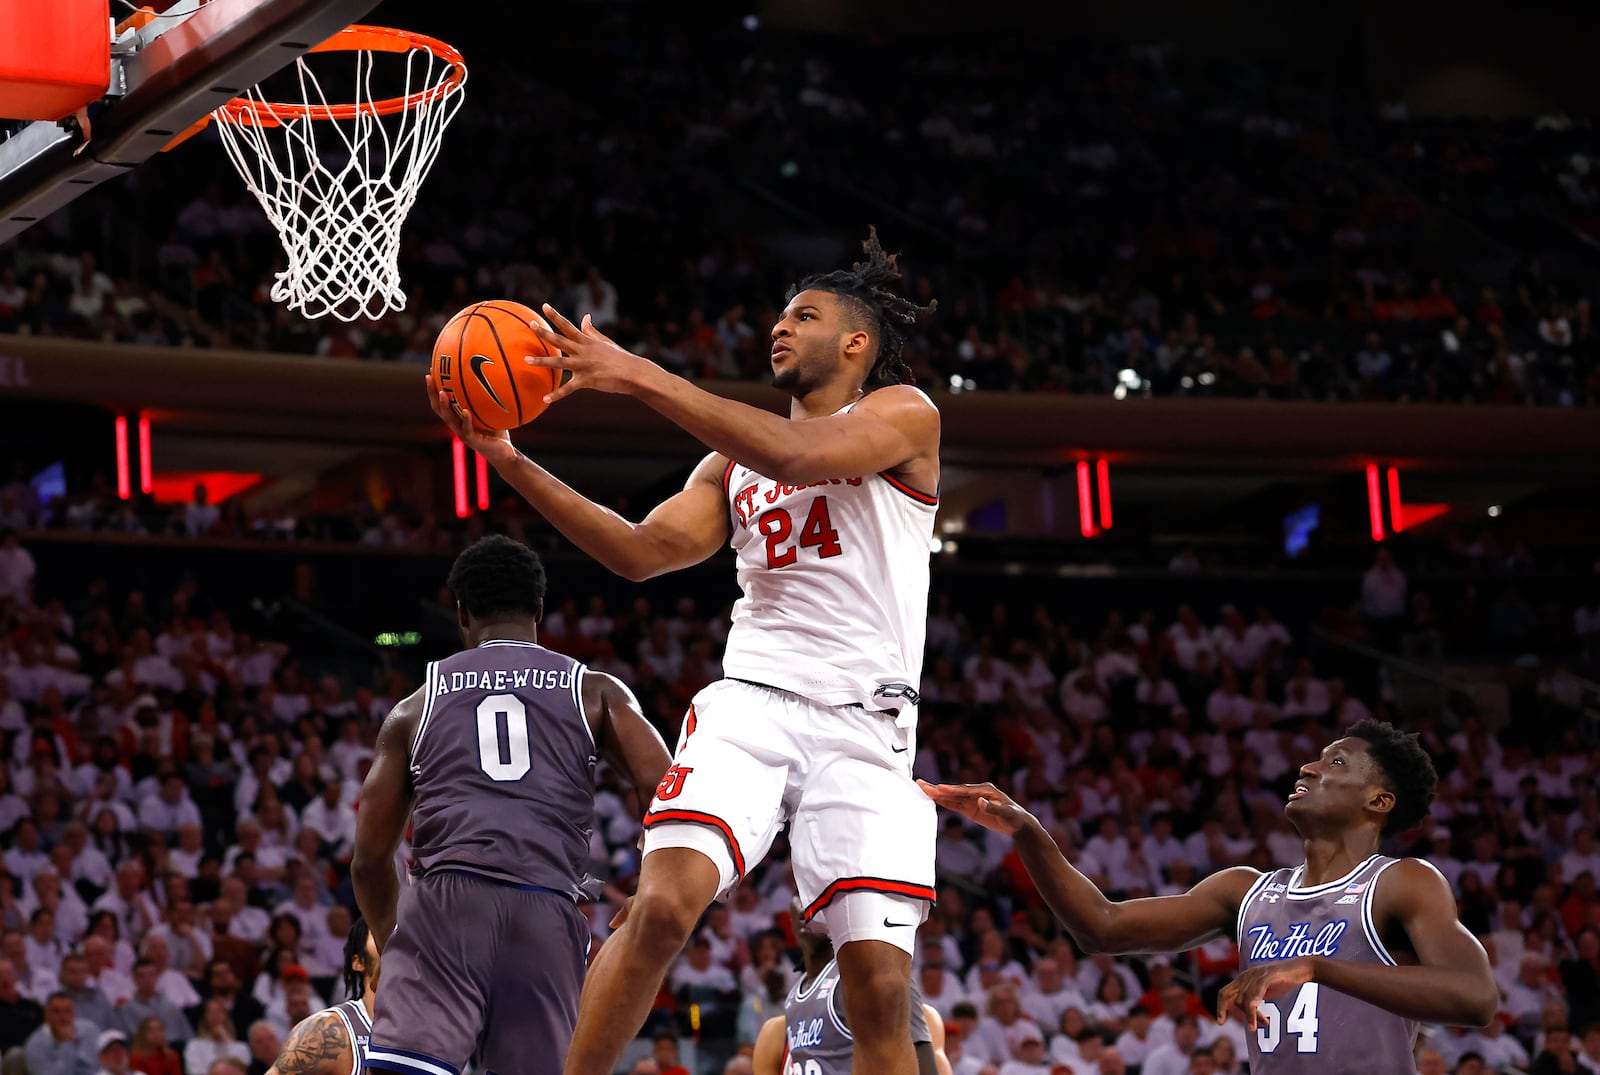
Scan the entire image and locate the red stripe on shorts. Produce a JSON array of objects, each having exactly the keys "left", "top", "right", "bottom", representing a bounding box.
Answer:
[
  {"left": 643, "top": 808, "right": 747, "bottom": 878},
  {"left": 802, "top": 876, "right": 938, "bottom": 922}
]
